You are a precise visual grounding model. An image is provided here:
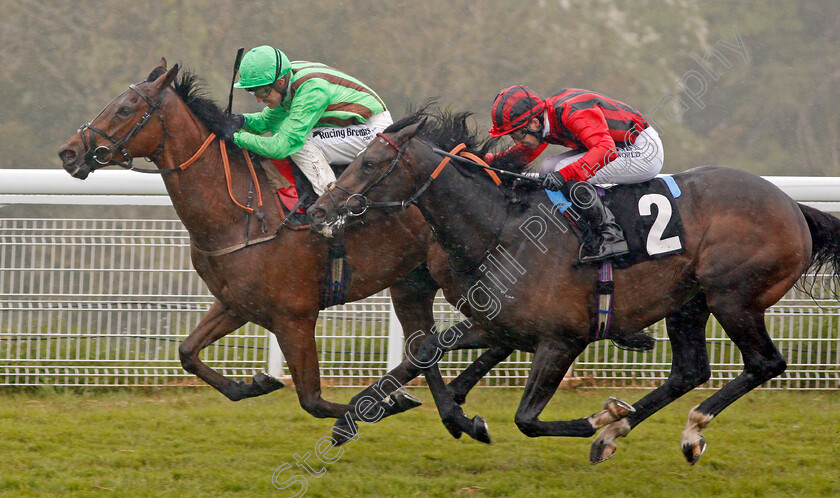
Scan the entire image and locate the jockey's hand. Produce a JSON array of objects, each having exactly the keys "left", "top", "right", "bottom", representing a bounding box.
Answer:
[
  {"left": 221, "top": 114, "right": 245, "bottom": 142},
  {"left": 541, "top": 171, "right": 567, "bottom": 191}
]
